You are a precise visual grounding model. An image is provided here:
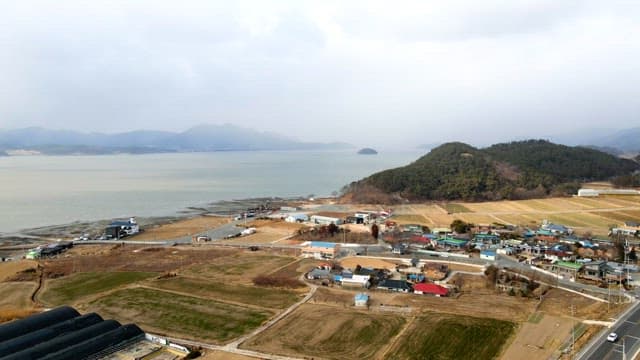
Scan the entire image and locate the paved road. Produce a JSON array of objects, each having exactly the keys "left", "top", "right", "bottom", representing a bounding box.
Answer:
[{"left": 579, "top": 301, "right": 640, "bottom": 360}]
